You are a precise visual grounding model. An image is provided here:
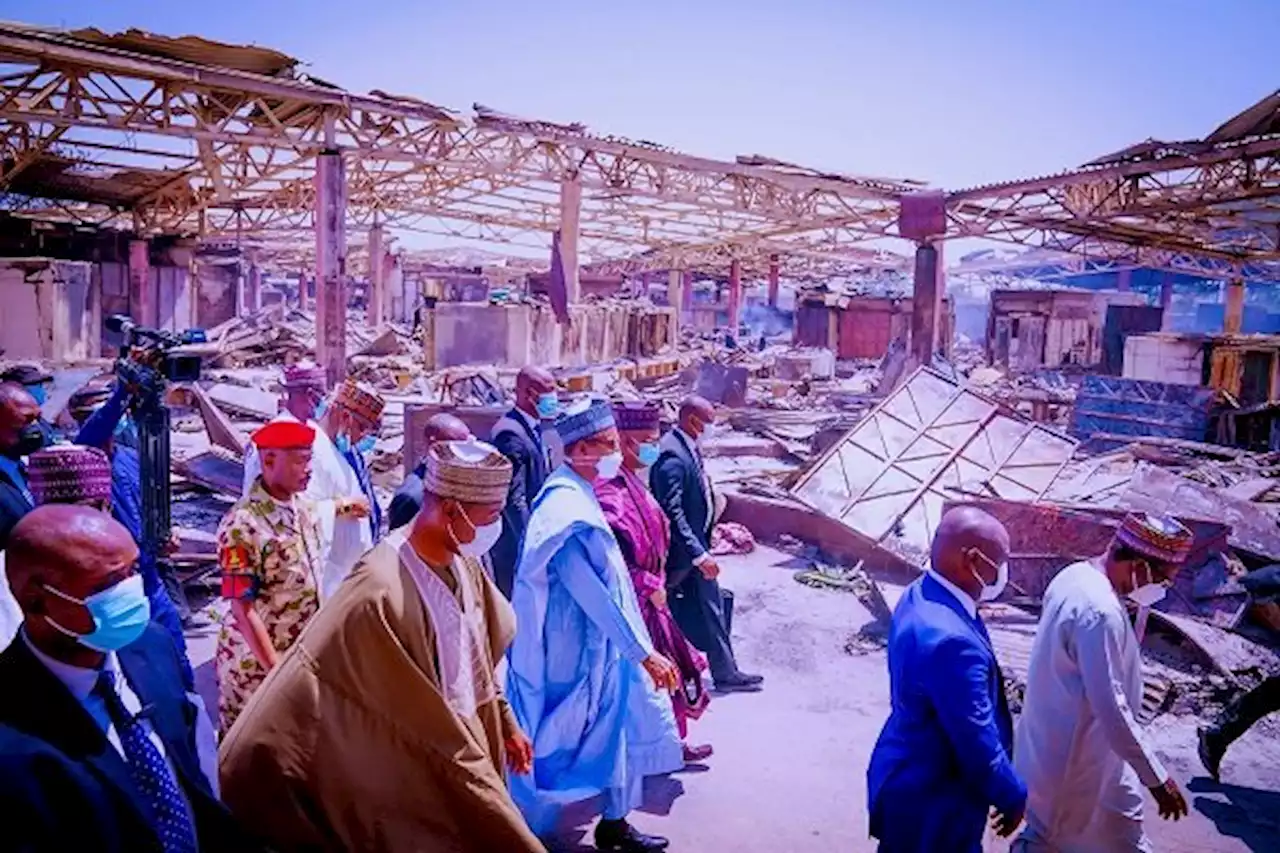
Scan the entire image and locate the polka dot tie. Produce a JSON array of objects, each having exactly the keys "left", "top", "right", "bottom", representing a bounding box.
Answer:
[{"left": 94, "top": 672, "right": 199, "bottom": 853}]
